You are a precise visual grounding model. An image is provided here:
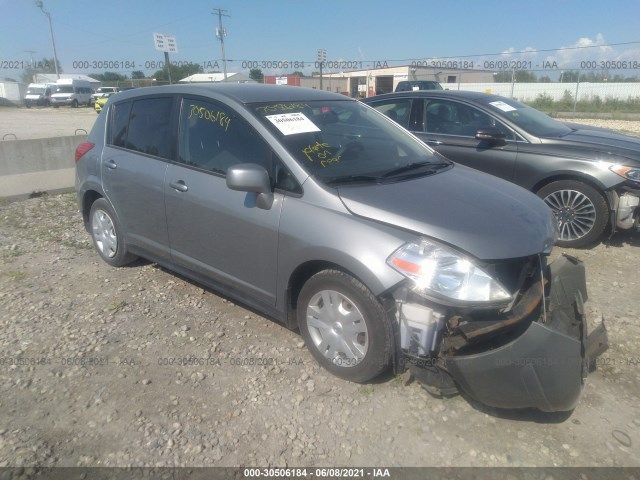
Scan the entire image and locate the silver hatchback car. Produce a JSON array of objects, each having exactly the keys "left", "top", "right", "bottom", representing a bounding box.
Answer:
[{"left": 75, "top": 84, "right": 607, "bottom": 412}]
